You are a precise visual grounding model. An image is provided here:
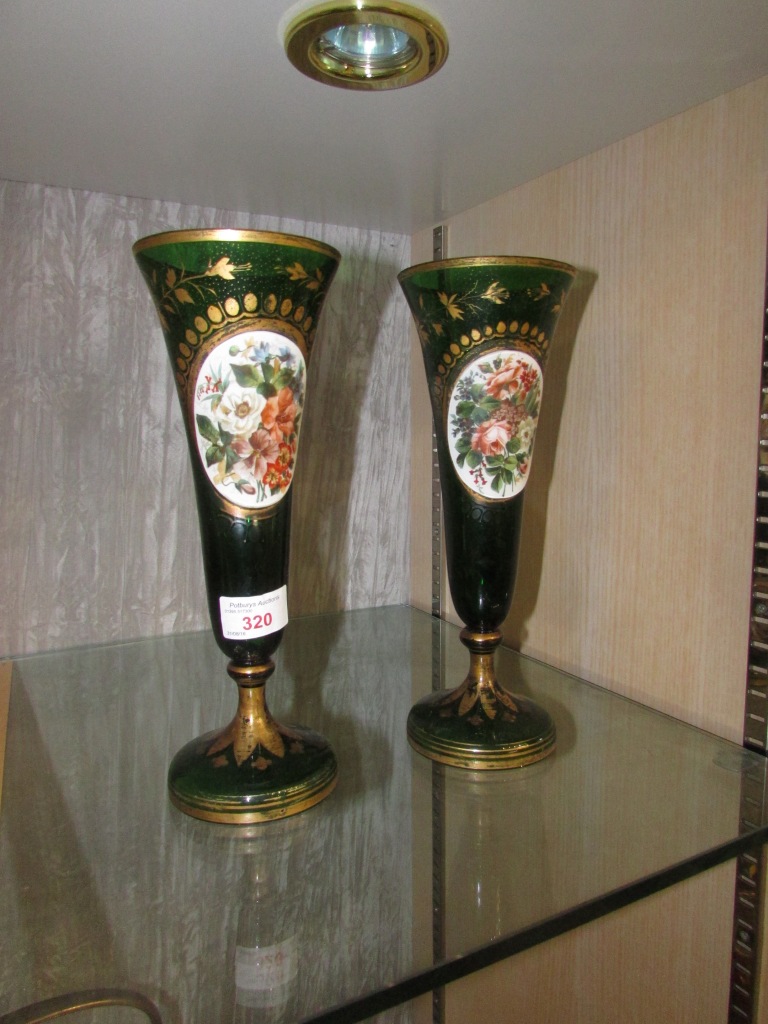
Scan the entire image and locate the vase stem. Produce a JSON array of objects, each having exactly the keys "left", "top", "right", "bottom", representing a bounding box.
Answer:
[
  {"left": 223, "top": 661, "right": 285, "bottom": 767},
  {"left": 460, "top": 628, "right": 503, "bottom": 693},
  {"left": 167, "top": 654, "right": 337, "bottom": 823},
  {"left": 406, "top": 626, "right": 556, "bottom": 770}
]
